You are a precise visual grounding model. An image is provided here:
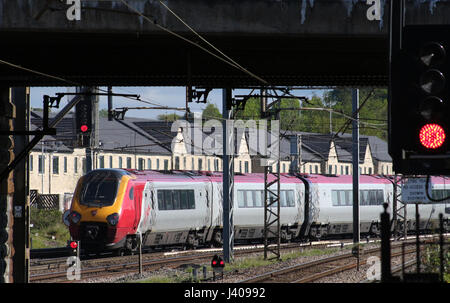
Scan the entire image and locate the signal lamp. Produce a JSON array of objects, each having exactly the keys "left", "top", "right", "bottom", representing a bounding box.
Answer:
[
  {"left": 420, "top": 42, "right": 446, "bottom": 66},
  {"left": 419, "top": 69, "right": 445, "bottom": 94},
  {"left": 419, "top": 96, "right": 444, "bottom": 120},
  {"left": 211, "top": 255, "right": 225, "bottom": 269},
  {"left": 419, "top": 123, "right": 446, "bottom": 149},
  {"left": 80, "top": 125, "right": 89, "bottom": 133},
  {"left": 70, "top": 241, "right": 78, "bottom": 249}
]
